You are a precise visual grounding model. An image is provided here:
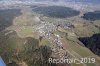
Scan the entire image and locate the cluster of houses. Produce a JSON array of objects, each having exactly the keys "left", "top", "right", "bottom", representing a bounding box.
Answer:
[
  {"left": 33, "top": 20, "right": 64, "bottom": 48},
  {"left": 33, "top": 20, "right": 75, "bottom": 50},
  {"left": 57, "top": 22, "right": 75, "bottom": 29},
  {"left": 54, "top": 34, "right": 63, "bottom": 49},
  {"left": 33, "top": 21, "right": 56, "bottom": 38},
  {"left": 32, "top": 20, "right": 71, "bottom": 58}
]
